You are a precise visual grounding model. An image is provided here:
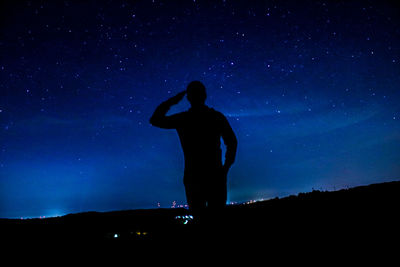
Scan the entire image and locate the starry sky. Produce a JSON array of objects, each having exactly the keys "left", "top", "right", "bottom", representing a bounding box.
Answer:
[{"left": 1, "top": 0, "right": 400, "bottom": 218}]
